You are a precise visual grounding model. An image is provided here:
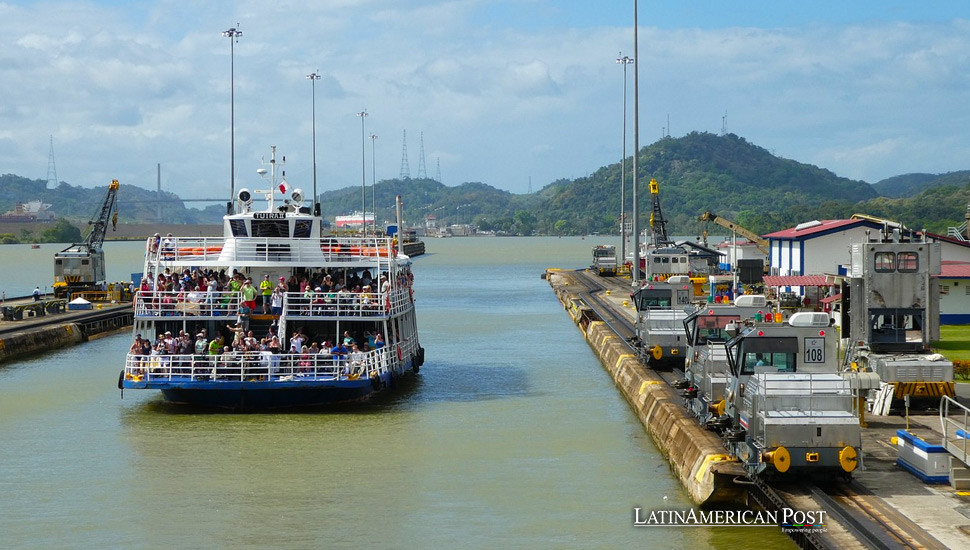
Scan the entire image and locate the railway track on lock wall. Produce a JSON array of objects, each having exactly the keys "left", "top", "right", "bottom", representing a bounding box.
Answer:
[
  {"left": 567, "top": 269, "right": 684, "bottom": 388},
  {"left": 566, "top": 269, "right": 945, "bottom": 550}
]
